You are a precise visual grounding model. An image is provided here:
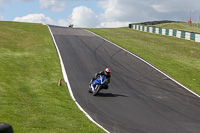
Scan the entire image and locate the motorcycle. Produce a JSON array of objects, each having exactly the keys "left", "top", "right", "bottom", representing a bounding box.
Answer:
[{"left": 89, "top": 75, "right": 108, "bottom": 96}]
